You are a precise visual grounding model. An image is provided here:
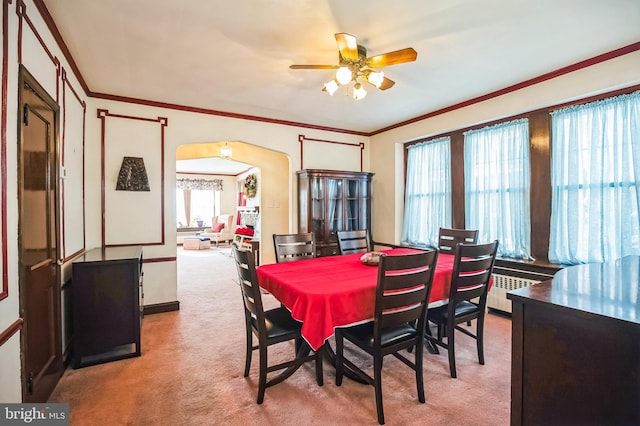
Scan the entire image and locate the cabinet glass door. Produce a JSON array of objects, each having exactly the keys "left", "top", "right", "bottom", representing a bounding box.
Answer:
[
  {"left": 359, "top": 179, "right": 370, "bottom": 231},
  {"left": 327, "top": 178, "right": 342, "bottom": 242},
  {"left": 345, "top": 179, "right": 362, "bottom": 231},
  {"left": 311, "top": 178, "right": 325, "bottom": 241}
]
